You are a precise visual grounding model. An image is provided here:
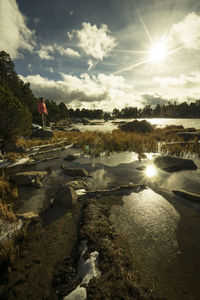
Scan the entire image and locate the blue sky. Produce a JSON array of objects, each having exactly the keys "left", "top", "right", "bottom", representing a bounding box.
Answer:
[{"left": 1, "top": 0, "right": 200, "bottom": 110}]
